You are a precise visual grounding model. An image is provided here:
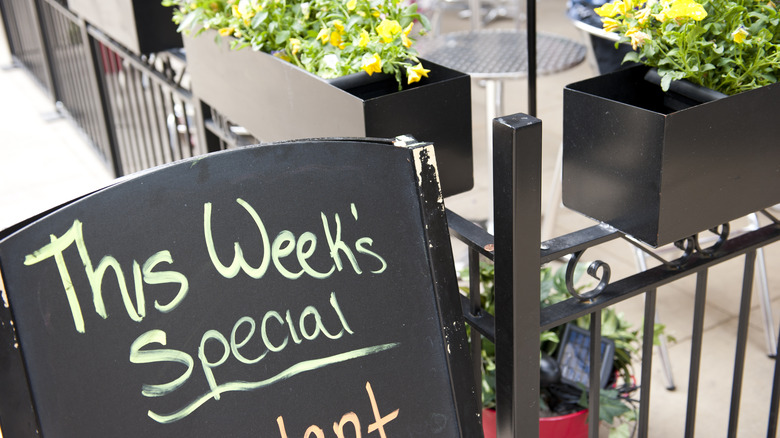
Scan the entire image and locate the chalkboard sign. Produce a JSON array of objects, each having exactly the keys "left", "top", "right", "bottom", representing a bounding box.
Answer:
[{"left": 0, "top": 138, "right": 481, "bottom": 437}]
